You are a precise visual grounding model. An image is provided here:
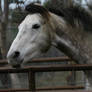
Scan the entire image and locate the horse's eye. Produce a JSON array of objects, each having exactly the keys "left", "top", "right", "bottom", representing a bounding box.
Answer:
[{"left": 32, "top": 24, "right": 40, "bottom": 29}]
